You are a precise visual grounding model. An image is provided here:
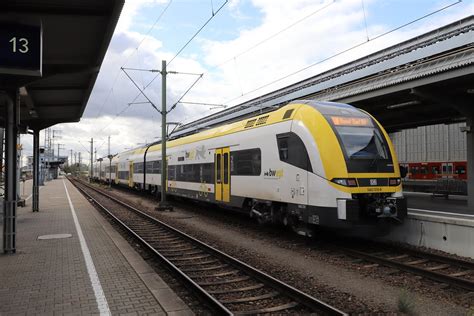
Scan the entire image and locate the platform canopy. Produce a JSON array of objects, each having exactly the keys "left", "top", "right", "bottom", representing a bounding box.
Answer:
[{"left": 0, "top": 0, "right": 124, "bottom": 130}]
